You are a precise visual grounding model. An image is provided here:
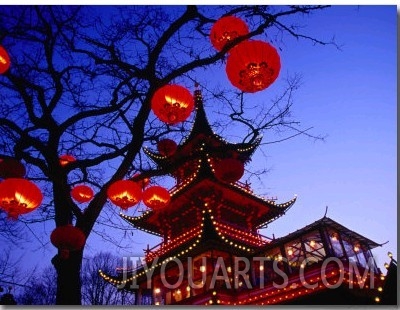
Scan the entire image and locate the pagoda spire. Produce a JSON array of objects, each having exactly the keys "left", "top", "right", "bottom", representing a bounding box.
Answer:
[{"left": 181, "top": 86, "right": 214, "bottom": 143}]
